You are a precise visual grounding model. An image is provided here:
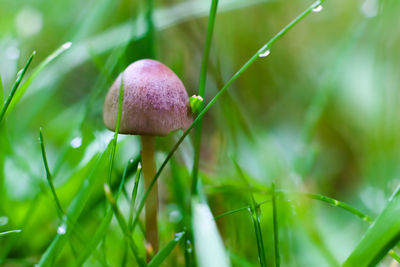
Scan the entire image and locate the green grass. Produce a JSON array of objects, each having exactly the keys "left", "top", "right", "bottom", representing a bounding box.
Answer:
[{"left": 1, "top": 0, "right": 400, "bottom": 266}]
